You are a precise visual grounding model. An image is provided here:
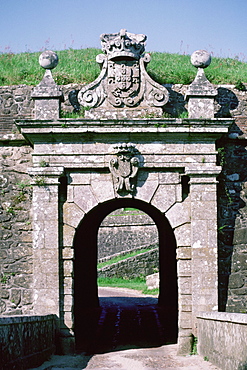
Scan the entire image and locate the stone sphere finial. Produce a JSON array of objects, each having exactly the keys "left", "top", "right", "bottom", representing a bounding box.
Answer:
[
  {"left": 39, "top": 50, "right": 59, "bottom": 69},
  {"left": 191, "top": 50, "right": 211, "bottom": 68}
]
